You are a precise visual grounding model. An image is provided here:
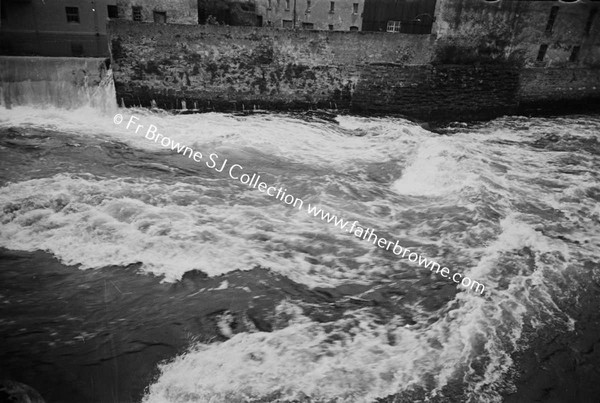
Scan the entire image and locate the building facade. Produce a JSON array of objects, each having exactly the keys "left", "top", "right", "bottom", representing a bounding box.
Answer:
[
  {"left": 255, "top": 0, "right": 364, "bottom": 30},
  {"left": 362, "top": 0, "right": 437, "bottom": 33},
  {"left": 434, "top": 0, "right": 600, "bottom": 68},
  {"left": 116, "top": 0, "right": 199, "bottom": 25},
  {"left": 1, "top": 0, "right": 118, "bottom": 57},
  {"left": 1, "top": 0, "right": 118, "bottom": 35}
]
